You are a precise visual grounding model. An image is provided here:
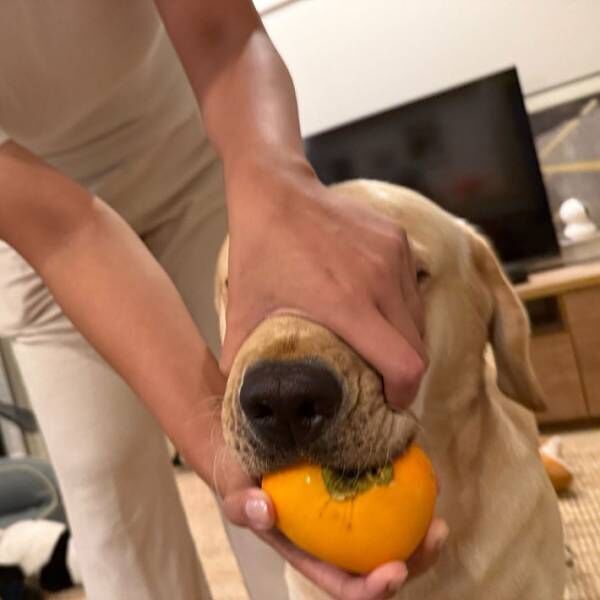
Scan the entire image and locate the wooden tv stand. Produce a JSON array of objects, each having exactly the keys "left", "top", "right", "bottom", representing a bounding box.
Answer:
[{"left": 515, "top": 260, "right": 600, "bottom": 425}]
